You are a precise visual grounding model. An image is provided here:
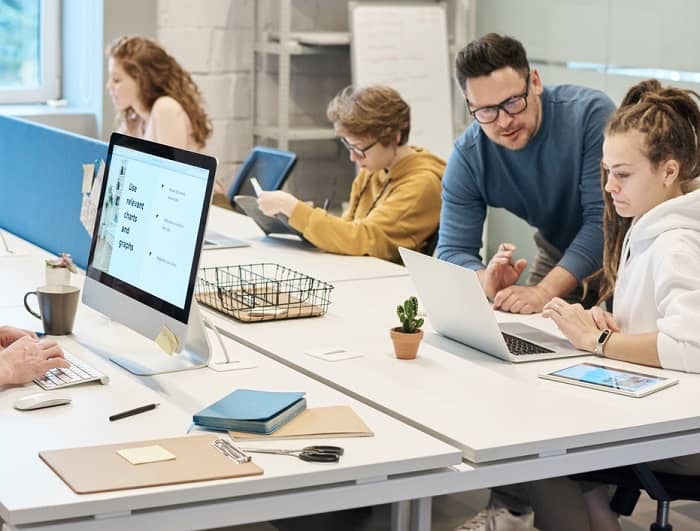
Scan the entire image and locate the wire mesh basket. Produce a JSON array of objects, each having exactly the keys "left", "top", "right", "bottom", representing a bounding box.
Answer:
[{"left": 196, "top": 264, "right": 334, "bottom": 322}]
